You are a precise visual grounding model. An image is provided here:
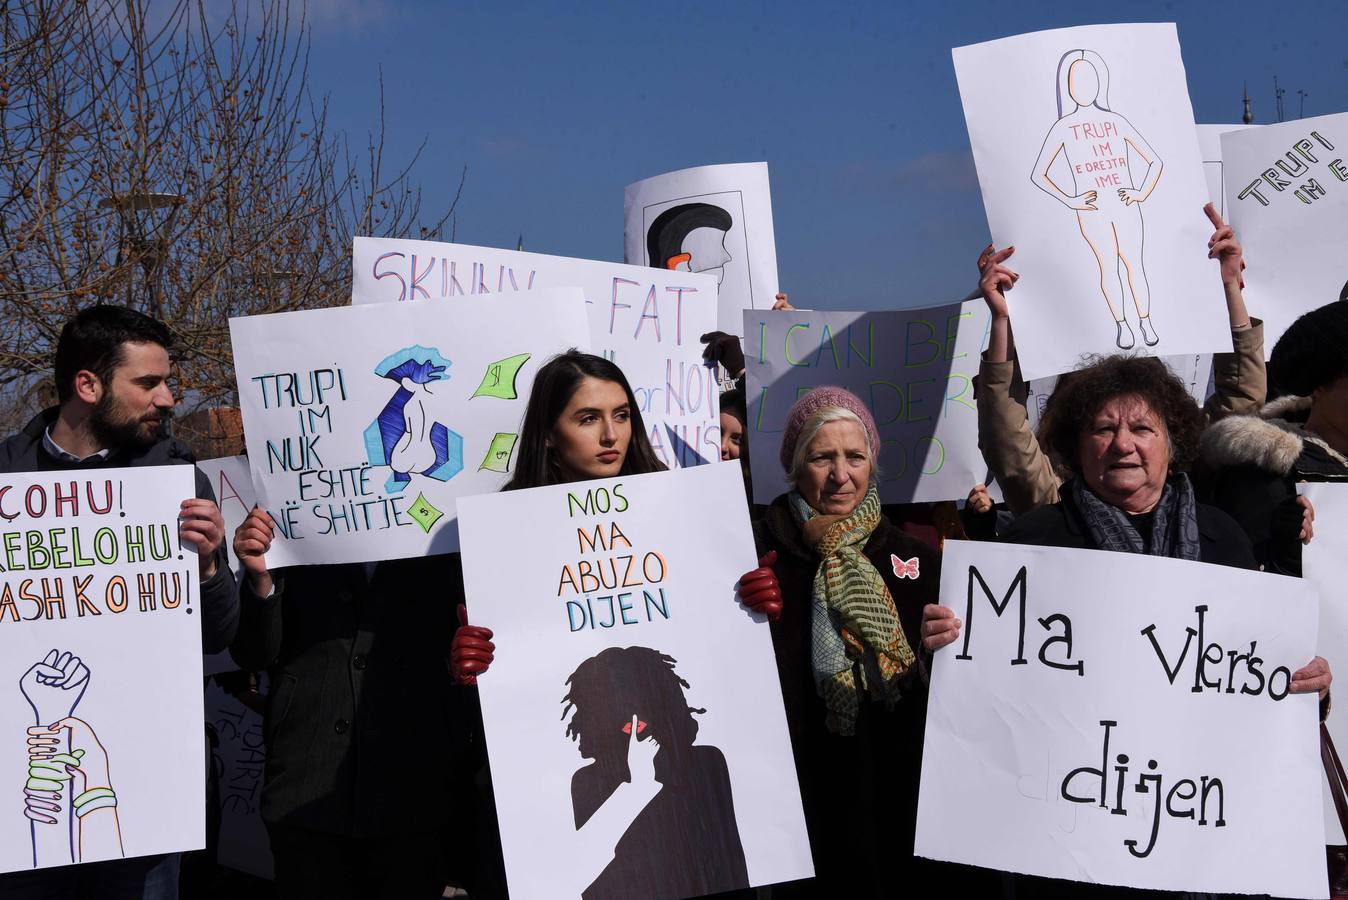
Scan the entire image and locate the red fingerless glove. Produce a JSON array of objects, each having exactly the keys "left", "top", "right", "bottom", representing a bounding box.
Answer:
[
  {"left": 451, "top": 603, "right": 495, "bottom": 686},
  {"left": 737, "top": 551, "right": 783, "bottom": 622}
]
